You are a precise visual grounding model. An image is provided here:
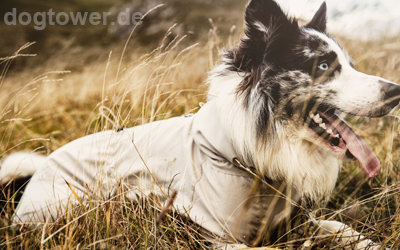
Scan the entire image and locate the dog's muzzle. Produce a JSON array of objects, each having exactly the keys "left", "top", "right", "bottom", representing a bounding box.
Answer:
[{"left": 381, "top": 80, "right": 400, "bottom": 111}]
